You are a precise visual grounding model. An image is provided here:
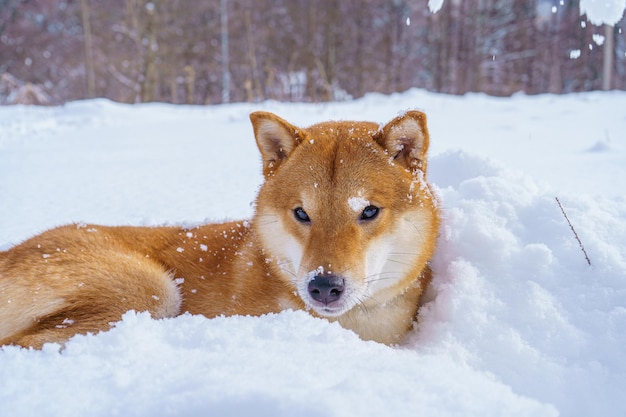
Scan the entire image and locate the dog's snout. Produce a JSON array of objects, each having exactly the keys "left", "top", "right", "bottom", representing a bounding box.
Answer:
[{"left": 308, "top": 275, "right": 345, "bottom": 305}]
